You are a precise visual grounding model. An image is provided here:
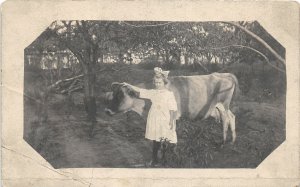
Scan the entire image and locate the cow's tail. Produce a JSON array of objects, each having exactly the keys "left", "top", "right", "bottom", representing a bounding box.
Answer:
[{"left": 229, "top": 73, "right": 240, "bottom": 101}]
